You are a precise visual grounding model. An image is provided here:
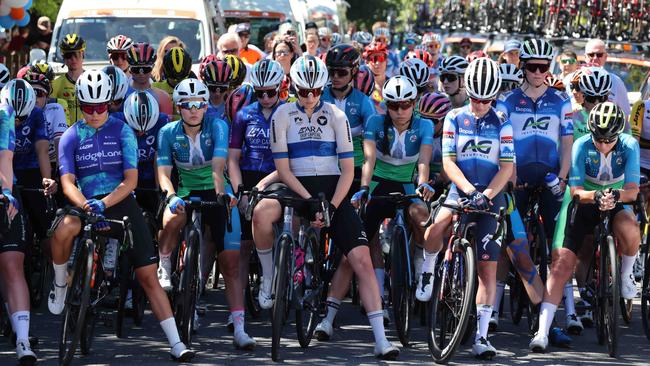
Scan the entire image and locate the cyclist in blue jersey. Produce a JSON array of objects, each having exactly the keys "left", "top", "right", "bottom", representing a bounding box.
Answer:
[
  {"left": 228, "top": 59, "right": 284, "bottom": 298},
  {"left": 438, "top": 55, "right": 469, "bottom": 108},
  {"left": 0, "top": 98, "right": 38, "bottom": 364},
  {"left": 530, "top": 102, "right": 641, "bottom": 352},
  {"left": 201, "top": 59, "right": 232, "bottom": 119},
  {"left": 315, "top": 76, "right": 434, "bottom": 339},
  {"left": 51, "top": 70, "right": 194, "bottom": 361},
  {"left": 321, "top": 44, "right": 376, "bottom": 194},
  {"left": 157, "top": 78, "right": 255, "bottom": 349},
  {"left": 252, "top": 55, "right": 399, "bottom": 359},
  {"left": 419, "top": 58, "right": 514, "bottom": 359}
]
